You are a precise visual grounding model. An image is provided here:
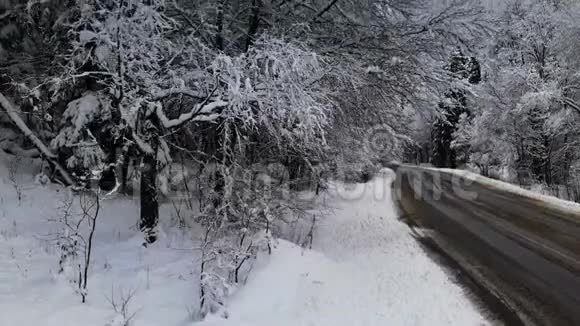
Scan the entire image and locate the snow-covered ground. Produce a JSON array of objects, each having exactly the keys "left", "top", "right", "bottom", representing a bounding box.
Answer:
[
  {"left": 202, "top": 170, "right": 489, "bottom": 326},
  {"left": 0, "top": 155, "right": 487, "bottom": 326},
  {"left": 0, "top": 155, "right": 200, "bottom": 326}
]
